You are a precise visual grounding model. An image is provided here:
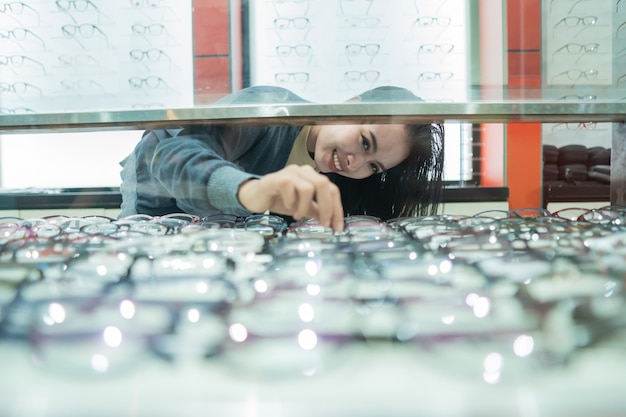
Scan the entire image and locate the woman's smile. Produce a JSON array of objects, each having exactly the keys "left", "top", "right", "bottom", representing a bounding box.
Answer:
[{"left": 331, "top": 150, "right": 343, "bottom": 171}]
